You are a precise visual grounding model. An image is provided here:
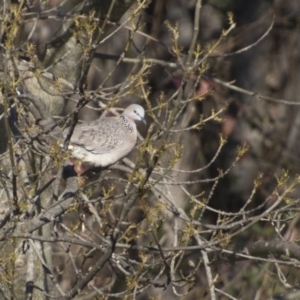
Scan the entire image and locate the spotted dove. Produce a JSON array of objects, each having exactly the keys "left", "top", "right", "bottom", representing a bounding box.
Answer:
[{"left": 63, "top": 104, "right": 145, "bottom": 174}]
